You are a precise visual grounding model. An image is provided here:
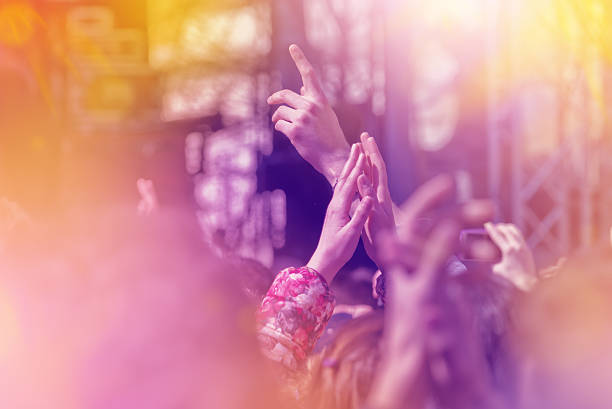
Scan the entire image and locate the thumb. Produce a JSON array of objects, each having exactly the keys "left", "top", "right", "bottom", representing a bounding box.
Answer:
[
  {"left": 346, "top": 196, "right": 374, "bottom": 233},
  {"left": 357, "top": 173, "right": 375, "bottom": 199}
]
